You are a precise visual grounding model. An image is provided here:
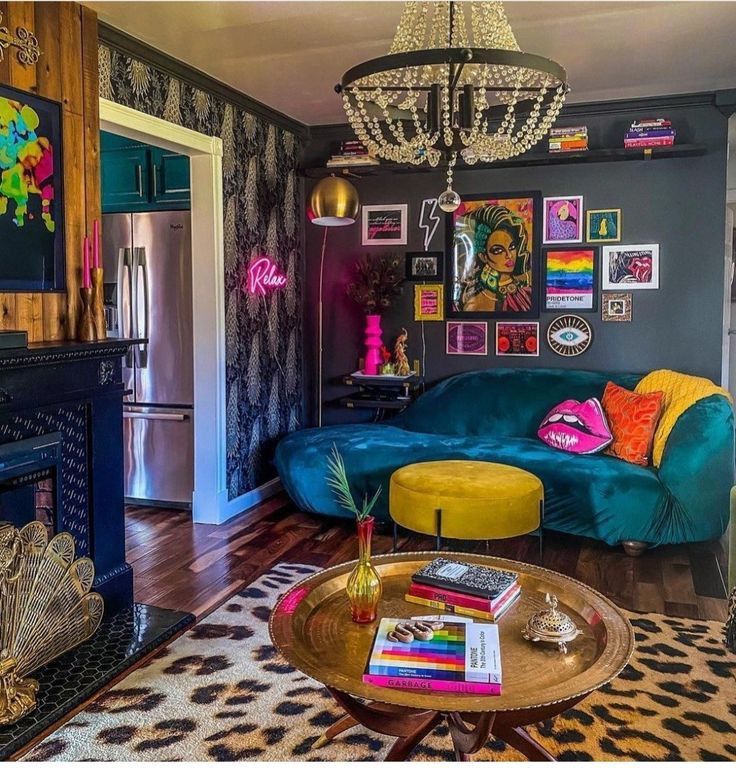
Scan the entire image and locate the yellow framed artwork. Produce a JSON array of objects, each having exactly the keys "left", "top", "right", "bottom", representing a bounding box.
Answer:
[
  {"left": 586, "top": 209, "right": 622, "bottom": 243},
  {"left": 414, "top": 284, "right": 444, "bottom": 321}
]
